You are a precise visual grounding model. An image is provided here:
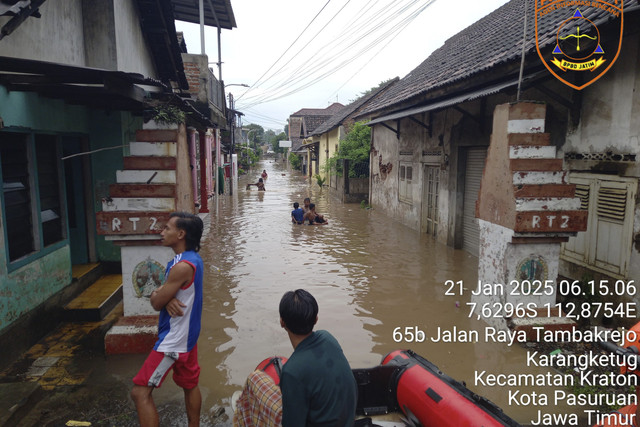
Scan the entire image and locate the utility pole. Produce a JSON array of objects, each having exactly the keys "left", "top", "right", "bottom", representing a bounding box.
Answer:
[{"left": 228, "top": 92, "right": 234, "bottom": 196}]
